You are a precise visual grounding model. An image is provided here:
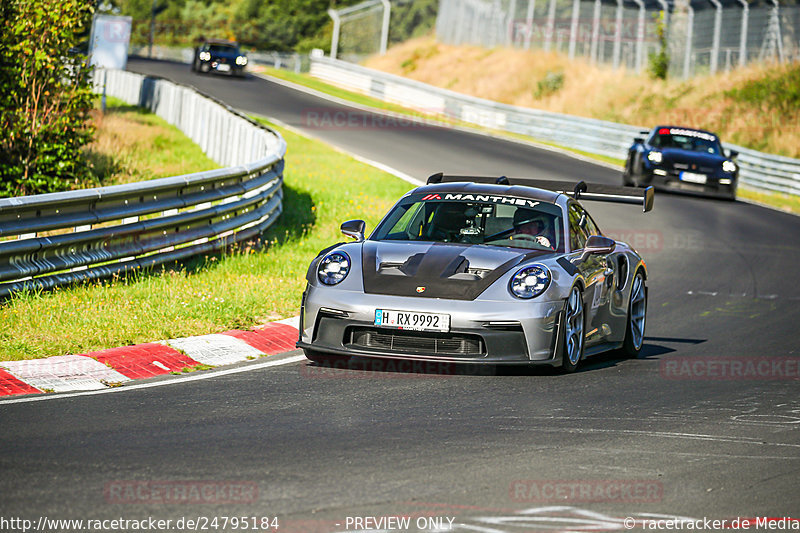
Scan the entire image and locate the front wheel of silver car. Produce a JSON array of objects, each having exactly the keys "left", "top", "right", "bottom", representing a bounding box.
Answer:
[
  {"left": 620, "top": 271, "right": 647, "bottom": 357},
  {"left": 561, "top": 285, "right": 585, "bottom": 373}
]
